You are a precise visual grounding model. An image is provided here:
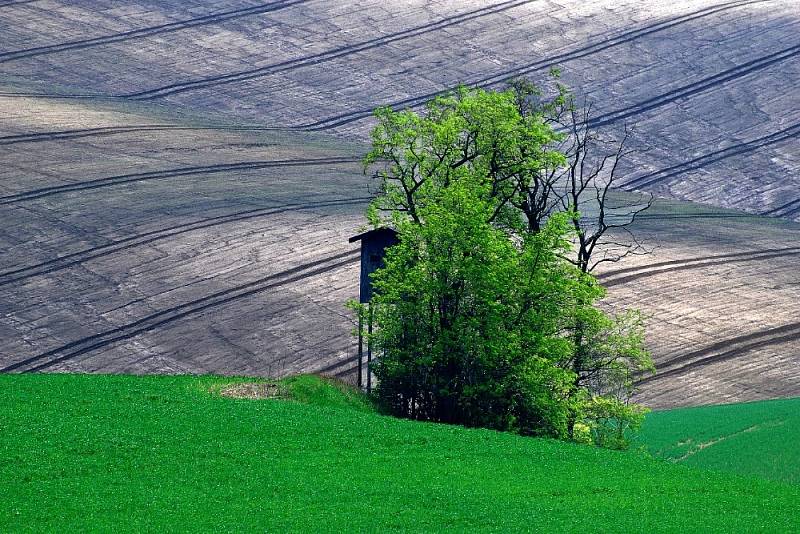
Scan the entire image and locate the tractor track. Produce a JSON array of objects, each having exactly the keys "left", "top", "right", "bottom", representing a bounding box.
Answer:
[
  {"left": 315, "top": 353, "right": 361, "bottom": 376},
  {"left": 309, "top": 38, "right": 800, "bottom": 131},
  {"left": 0, "top": 91, "right": 122, "bottom": 99},
  {"left": 622, "top": 122, "right": 800, "bottom": 190},
  {"left": 588, "top": 42, "right": 800, "bottom": 129},
  {"left": 0, "top": 249, "right": 360, "bottom": 373},
  {"left": 762, "top": 198, "right": 800, "bottom": 218},
  {"left": 0, "top": 157, "right": 362, "bottom": 205},
  {"left": 630, "top": 212, "right": 760, "bottom": 220},
  {"left": 0, "top": 0, "right": 308, "bottom": 64},
  {"left": 299, "top": 0, "right": 773, "bottom": 131},
  {"left": 637, "top": 322, "right": 800, "bottom": 385},
  {"left": 597, "top": 246, "right": 800, "bottom": 287},
  {"left": 777, "top": 202, "right": 800, "bottom": 218},
  {"left": 0, "top": 0, "right": 39, "bottom": 6},
  {"left": 0, "top": 196, "right": 371, "bottom": 286},
  {"left": 127, "top": 0, "right": 534, "bottom": 100},
  {"left": 0, "top": 124, "right": 290, "bottom": 146}
]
